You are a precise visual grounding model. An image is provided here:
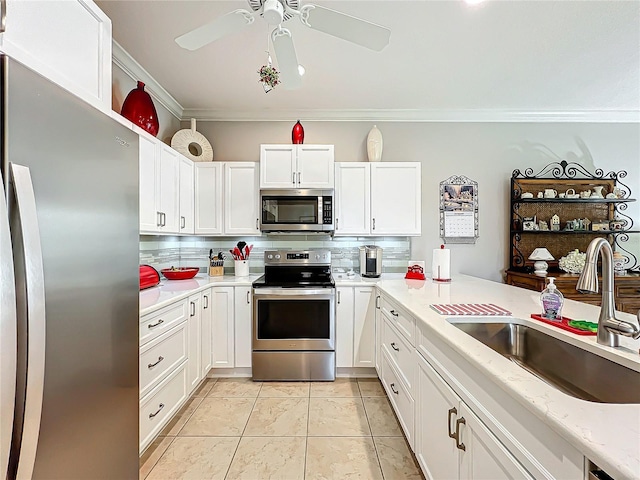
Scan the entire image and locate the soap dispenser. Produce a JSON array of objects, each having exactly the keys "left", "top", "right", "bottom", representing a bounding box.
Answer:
[{"left": 540, "top": 277, "right": 564, "bottom": 320}]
